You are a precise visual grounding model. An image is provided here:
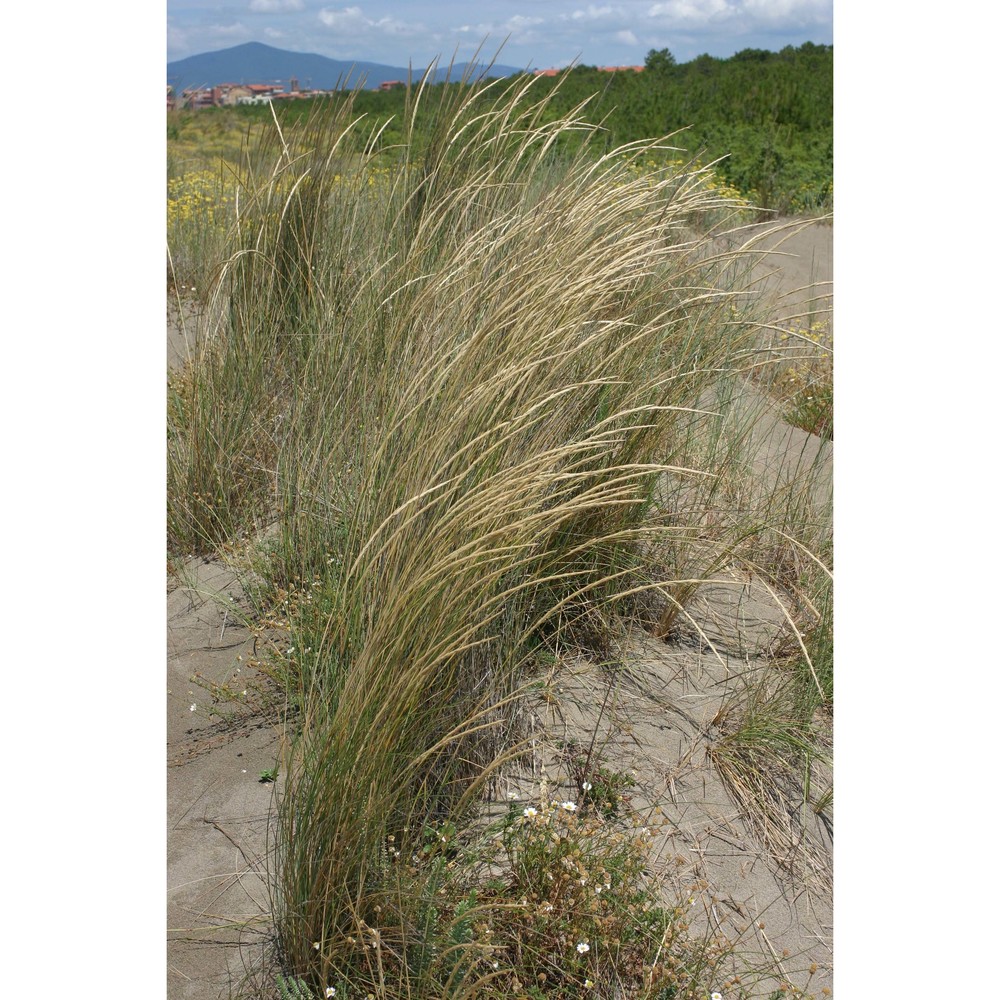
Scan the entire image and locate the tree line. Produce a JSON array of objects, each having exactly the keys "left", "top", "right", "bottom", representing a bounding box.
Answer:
[{"left": 224, "top": 43, "right": 833, "bottom": 215}]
